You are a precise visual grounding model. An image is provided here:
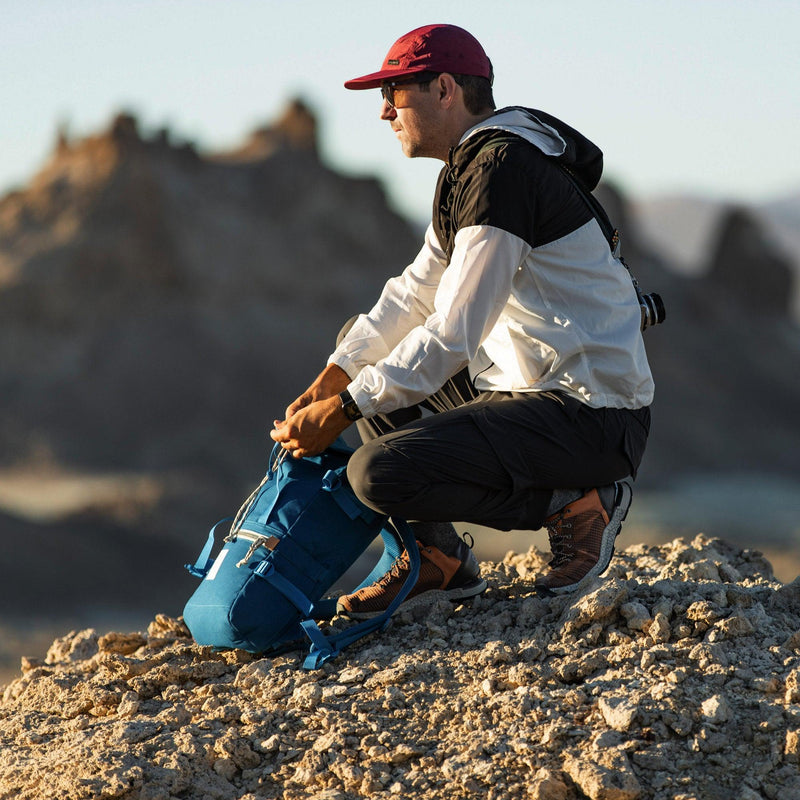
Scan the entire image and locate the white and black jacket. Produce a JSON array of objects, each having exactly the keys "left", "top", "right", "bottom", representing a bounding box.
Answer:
[{"left": 329, "top": 107, "right": 655, "bottom": 417}]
